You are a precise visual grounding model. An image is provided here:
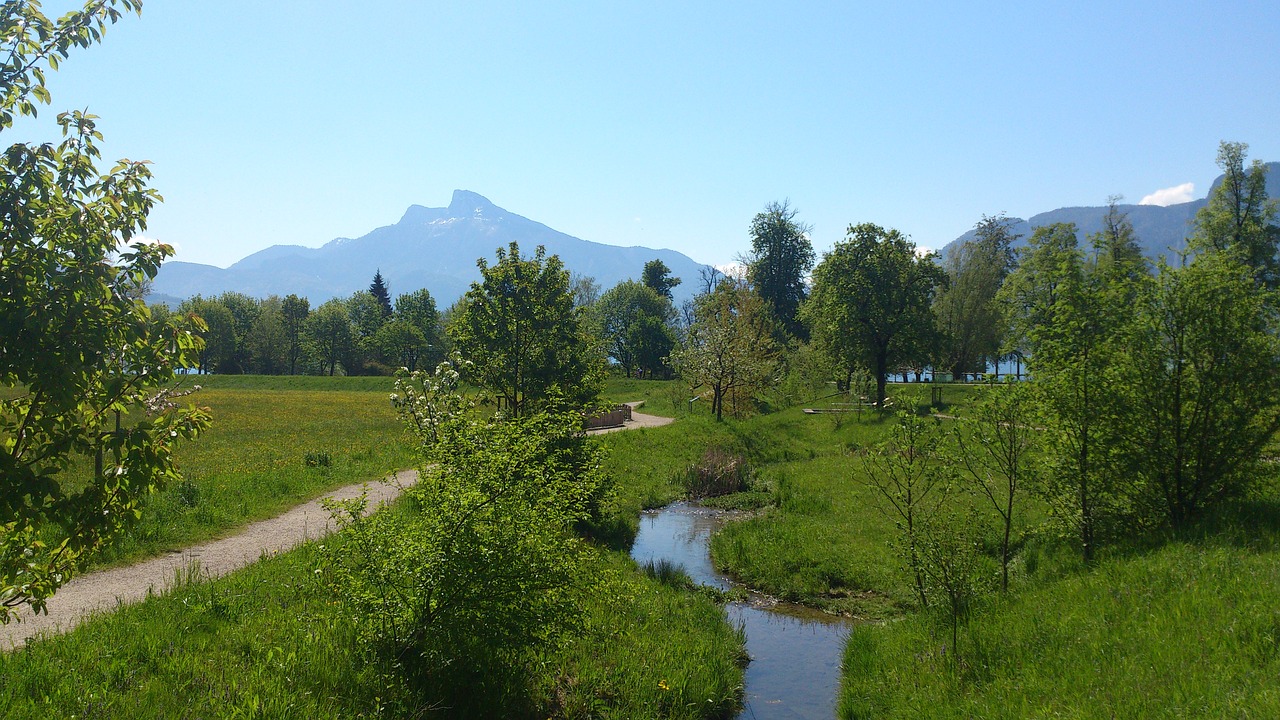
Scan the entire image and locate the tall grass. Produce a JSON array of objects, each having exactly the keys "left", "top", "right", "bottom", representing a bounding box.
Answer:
[
  {"left": 0, "top": 535, "right": 746, "bottom": 718},
  {"left": 840, "top": 541, "right": 1280, "bottom": 718}
]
